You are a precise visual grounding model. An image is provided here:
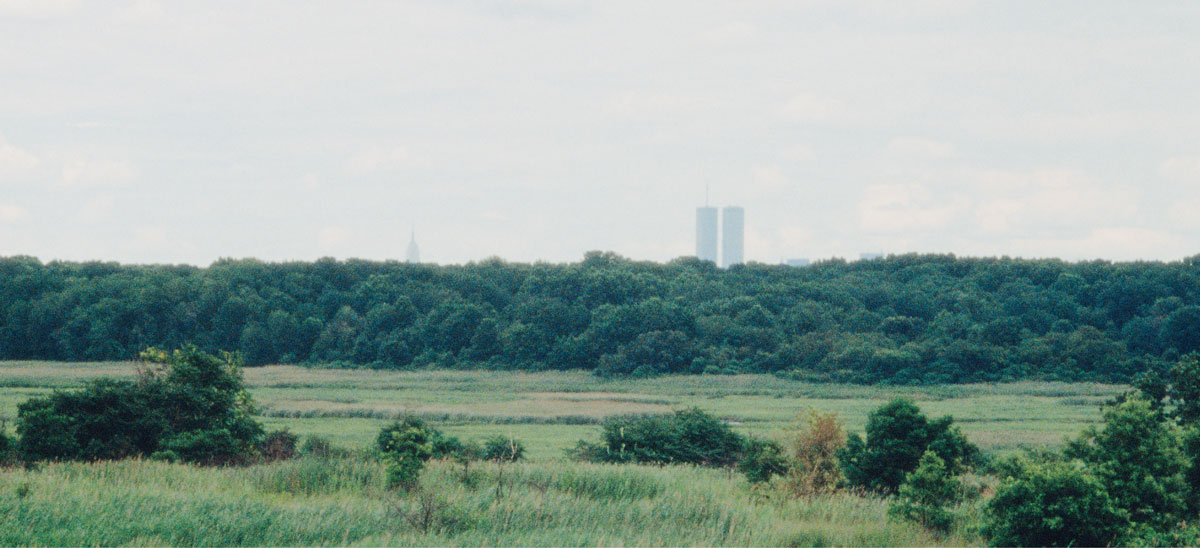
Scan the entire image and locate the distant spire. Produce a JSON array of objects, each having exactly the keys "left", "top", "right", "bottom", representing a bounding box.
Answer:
[
  {"left": 705, "top": 184, "right": 710, "bottom": 206},
  {"left": 406, "top": 223, "right": 420, "bottom": 263}
]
